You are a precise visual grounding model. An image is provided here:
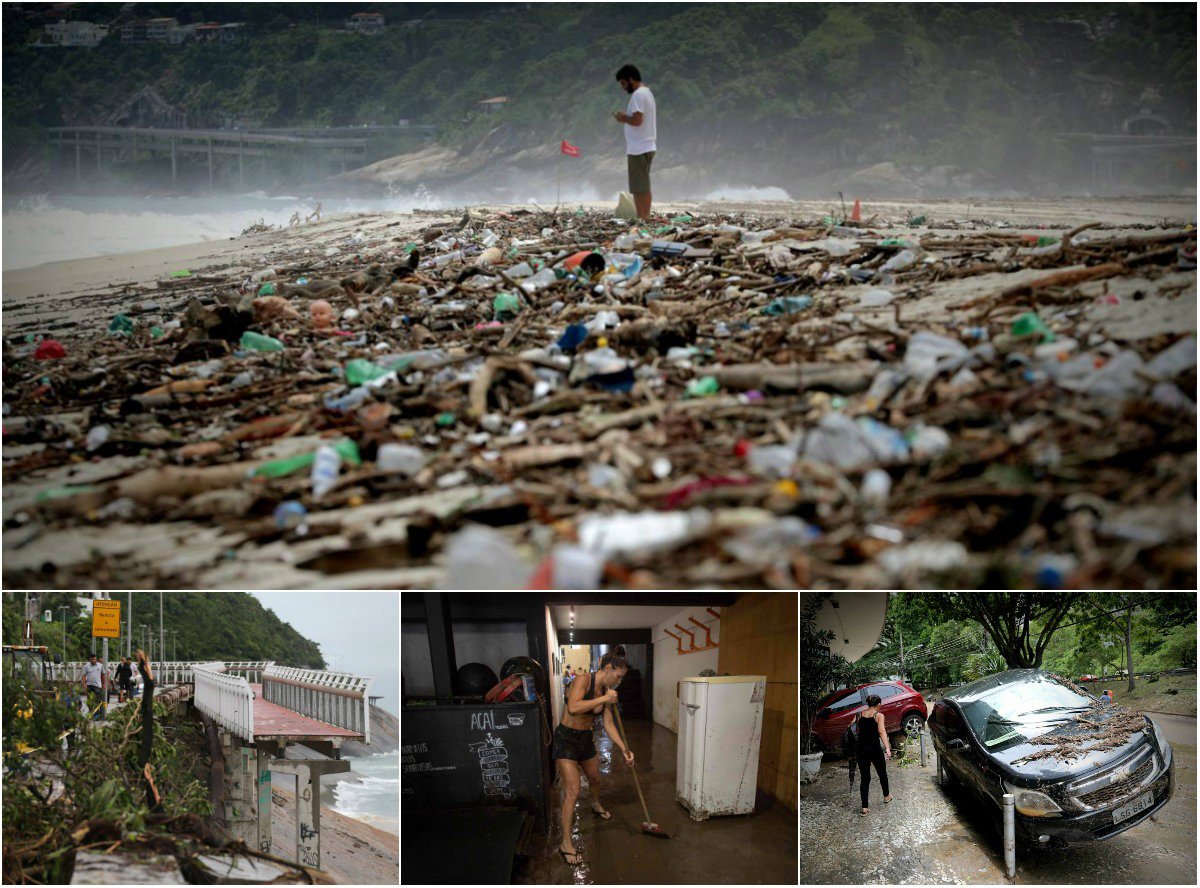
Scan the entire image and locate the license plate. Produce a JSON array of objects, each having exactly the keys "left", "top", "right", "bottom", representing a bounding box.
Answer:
[{"left": 1112, "top": 790, "right": 1154, "bottom": 825}]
